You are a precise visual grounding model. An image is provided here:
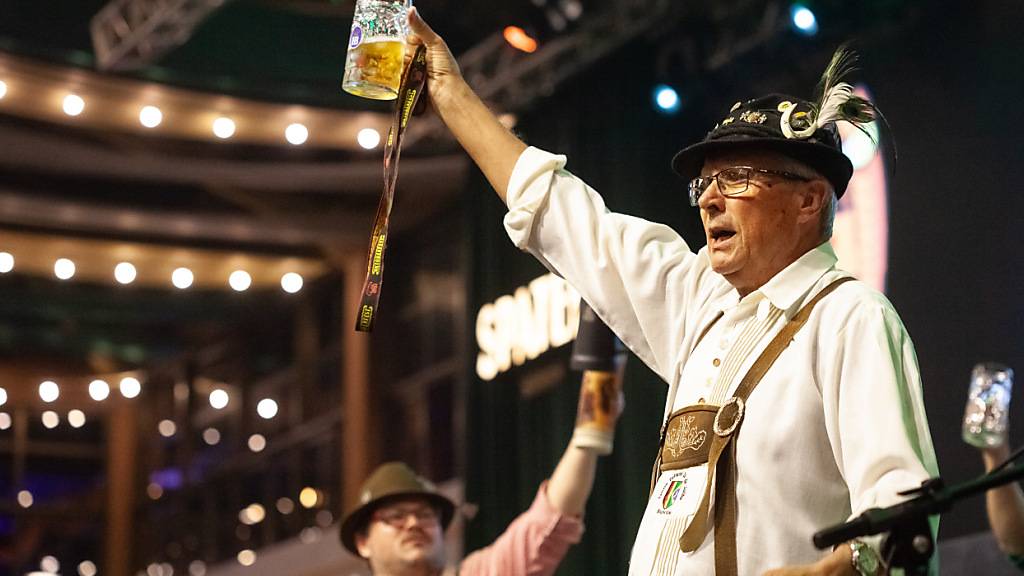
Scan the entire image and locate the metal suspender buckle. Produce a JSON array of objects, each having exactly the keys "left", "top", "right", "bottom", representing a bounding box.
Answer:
[{"left": 713, "top": 396, "right": 745, "bottom": 437}]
